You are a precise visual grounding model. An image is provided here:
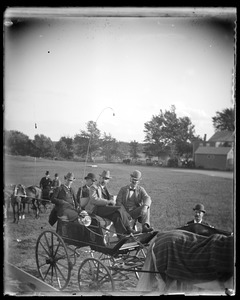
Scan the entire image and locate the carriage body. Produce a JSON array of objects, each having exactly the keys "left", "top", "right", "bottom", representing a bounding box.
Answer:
[
  {"left": 56, "top": 213, "right": 157, "bottom": 254},
  {"left": 56, "top": 215, "right": 108, "bottom": 250},
  {"left": 36, "top": 212, "right": 158, "bottom": 292}
]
